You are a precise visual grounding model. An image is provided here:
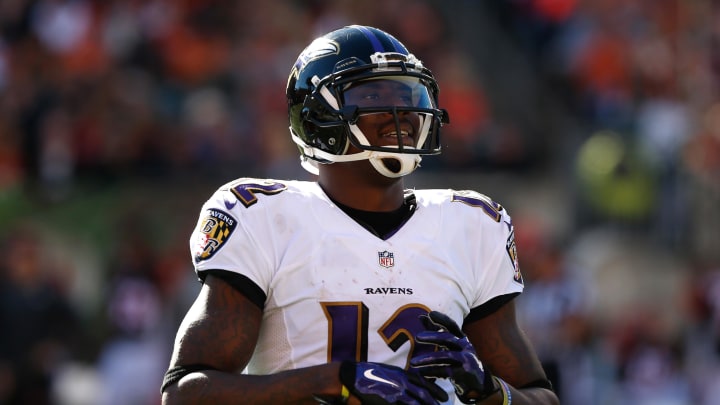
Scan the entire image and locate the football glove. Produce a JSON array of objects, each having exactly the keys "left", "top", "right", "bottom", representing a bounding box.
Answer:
[
  {"left": 410, "top": 311, "right": 498, "bottom": 403},
  {"left": 338, "top": 361, "right": 449, "bottom": 405}
]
